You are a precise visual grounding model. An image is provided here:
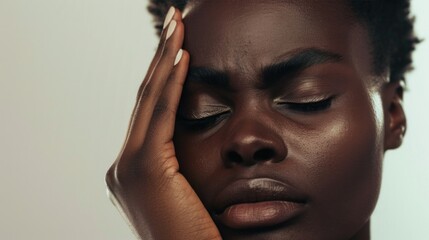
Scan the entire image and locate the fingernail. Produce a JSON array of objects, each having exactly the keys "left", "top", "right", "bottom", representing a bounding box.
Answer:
[
  {"left": 163, "top": 7, "right": 175, "bottom": 29},
  {"left": 174, "top": 49, "right": 183, "bottom": 66},
  {"left": 166, "top": 20, "right": 177, "bottom": 40}
]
